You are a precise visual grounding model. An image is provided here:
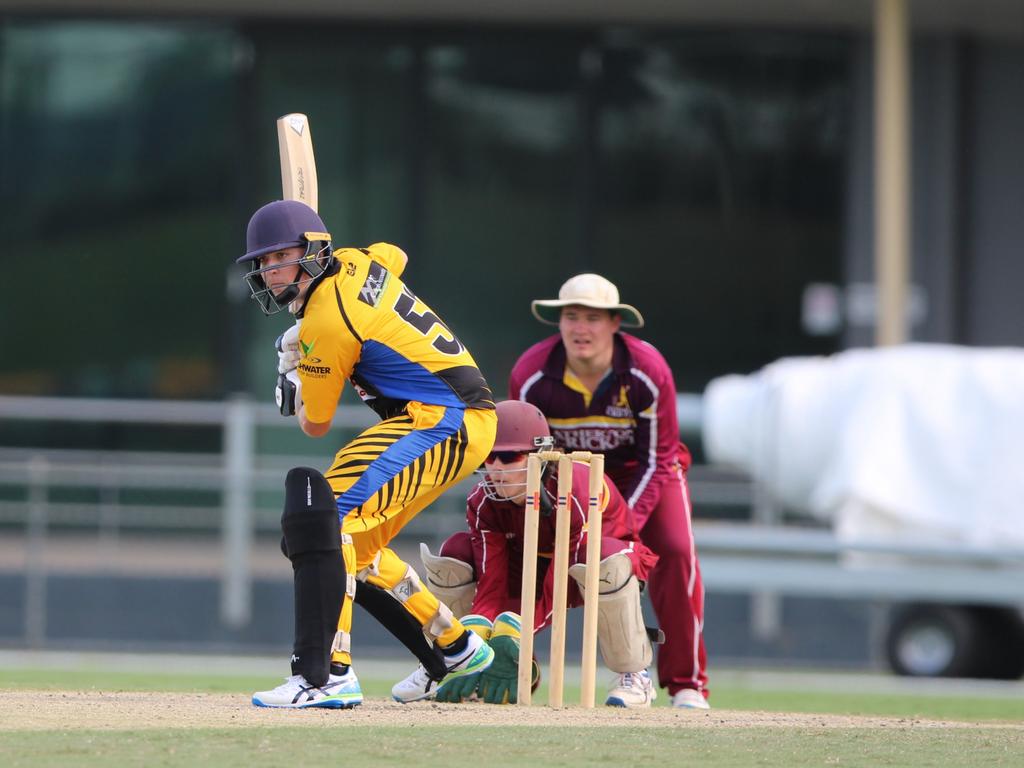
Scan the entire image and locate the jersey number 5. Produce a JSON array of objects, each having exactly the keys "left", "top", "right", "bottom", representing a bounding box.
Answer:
[{"left": 393, "top": 287, "right": 465, "bottom": 355}]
